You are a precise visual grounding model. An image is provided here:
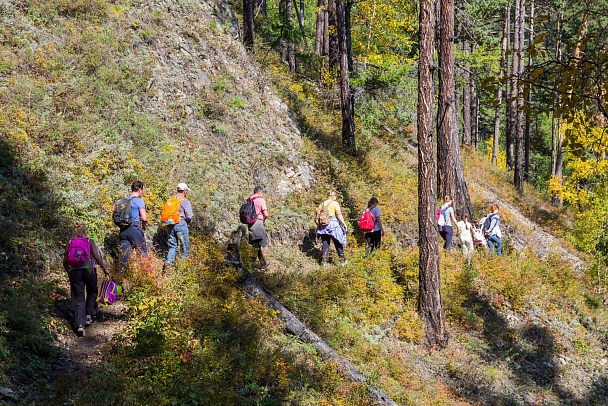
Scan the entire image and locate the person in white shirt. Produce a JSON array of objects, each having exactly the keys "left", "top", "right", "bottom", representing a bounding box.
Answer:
[{"left": 457, "top": 213, "right": 474, "bottom": 257}]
